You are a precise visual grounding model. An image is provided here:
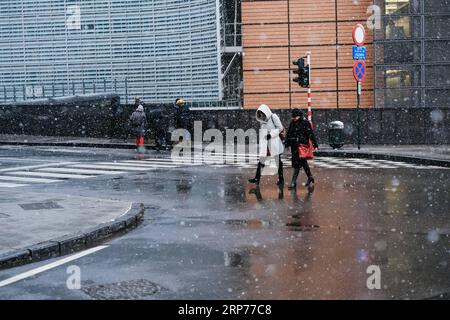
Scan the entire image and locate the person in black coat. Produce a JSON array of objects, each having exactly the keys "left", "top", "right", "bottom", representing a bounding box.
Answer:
[
  {"left": 285, "top": 109, "right": 319, "bottom": 189},
  {"left": 129, "top": 104, "right": 148, "bottom": 149},
  {"left": 174, "top": 98, "right": 192, "bottom": 141},
  {"left": 151, "top": 104, "right": 174, "bottom": 151}
]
